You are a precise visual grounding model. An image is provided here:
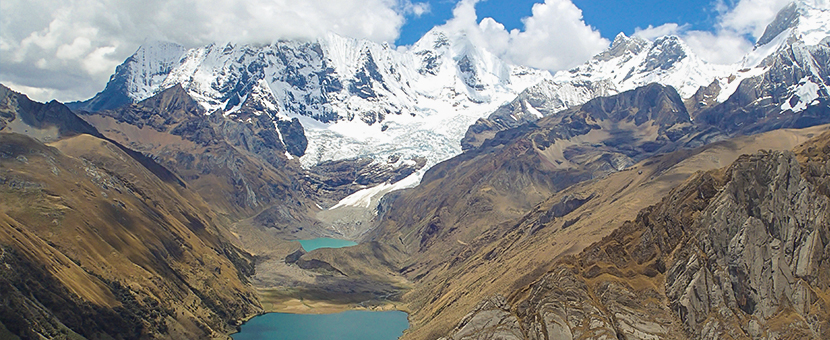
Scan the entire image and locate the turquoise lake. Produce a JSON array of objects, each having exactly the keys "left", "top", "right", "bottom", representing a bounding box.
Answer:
[
  {"left": 298, "top": 238, "right": 357, "bottom": 252},
  {"left": 231, "top": 310, "right": 409, "bottom": 340}
]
